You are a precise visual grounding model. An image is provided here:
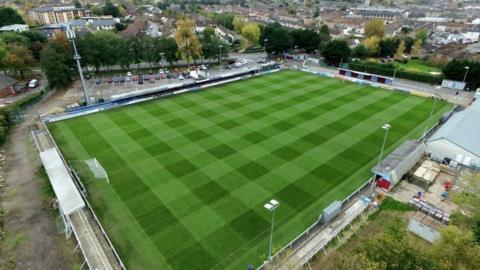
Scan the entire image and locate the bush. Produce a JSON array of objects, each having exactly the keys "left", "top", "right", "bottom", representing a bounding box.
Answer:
[
  {"left": 349, "top": 61, "right": 444, "bottom": 85},
  {"left": 0, "top": 90, "right": 44, "bottom": 144}
]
